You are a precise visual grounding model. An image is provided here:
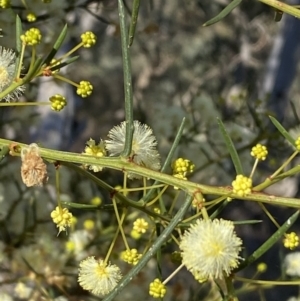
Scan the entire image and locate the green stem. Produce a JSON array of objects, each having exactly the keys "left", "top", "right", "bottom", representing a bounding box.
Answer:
[
  {"left": 57, "top": 42, "right": 83, "bottom": 61},
  {"left": 235, "top": 276, "right": 300, "bottom": 286},
  {"left": 0, "top": 102, "right": 49, "bottom": 106},
  {"left": 0, "top": 81, "right": 25, "bottom": 101},
  {"left": 104, "top": 212, "right": 126, "bottom": 264},
  {"left": 249, "top": 159, "right": 259, "bottom": 179},
  {"left": 128, "top": 0, "right": 140, "bottom": 46},
  {"left": 118, "top": 0, "right": 134, "bottom": 157},
  {"left": 146, "top": 185, "right": 168, "bottom": 207},
  {"left": 53, "top": 74, "right": 79, "bottom": 87},
  {"left": 225, "top": 276, "right": 239, "bottom": 301},
  {"left": 16, "top": 42, "right": 26, "bottom": 79},
  {"left": 163, "top": 263, "right": 184, "bottom": 285},
  {"left": 61, "top": 162, "right": 169, "bottom": 221},
  {"left": 112, "top": 198, "right": 129, "bottom": 249},
  {"left": 270, "top": 150, "right": 298, "bottom": 179},
  {"left": 258, "top": 0, "right": 300, "bottom": 18},
  {"left": 1, "top": 138, "right": 300, "bottom": 209}
]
